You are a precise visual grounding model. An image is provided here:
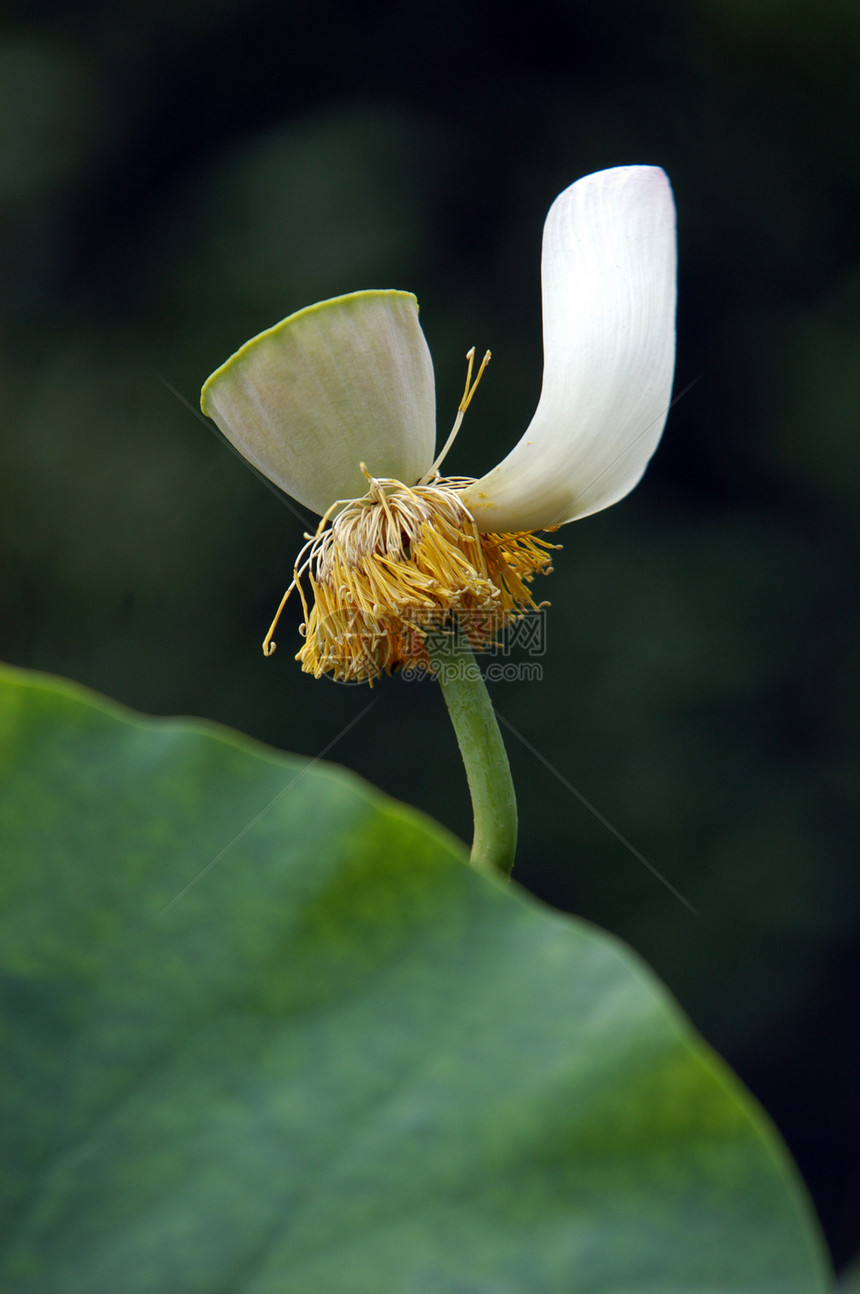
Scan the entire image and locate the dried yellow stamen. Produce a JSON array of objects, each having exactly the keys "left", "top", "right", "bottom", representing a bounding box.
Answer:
[{"left": 263, "top": 472, "right": 557, "bottom": 684}]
